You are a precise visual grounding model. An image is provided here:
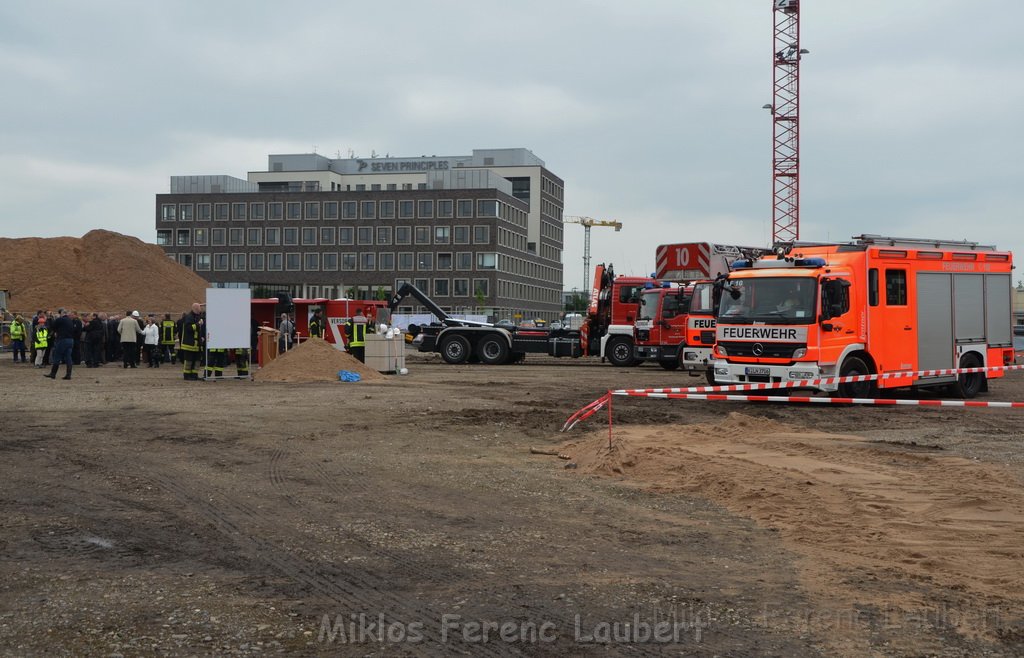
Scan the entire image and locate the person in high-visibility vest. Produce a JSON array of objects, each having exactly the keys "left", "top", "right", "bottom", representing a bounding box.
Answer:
[
  {"left": 32, "top": 321, "right": 48, "bottom": 367},
  {"left": 9, "top": 314, "right": 28, "bottom": 363},
  {"left": 179, "top": 303, "right": 203, "bottom": 381},
  {"left": 345, "top": 309, "right": 368, "bottom": 362},
  {"left": 233, "top": 348, "right": 250, "bottom": 378},
  {"left": 160, "top": 313, "right": 177, "bottom": 364}
]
